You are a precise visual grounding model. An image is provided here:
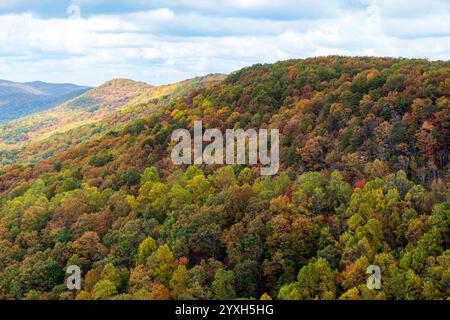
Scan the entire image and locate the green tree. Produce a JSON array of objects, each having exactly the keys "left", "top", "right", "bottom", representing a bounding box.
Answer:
[
  {"left": 92, "top": 280, "right": 118, "bottom": 300},
  {"left": 136, "top": 237, "right": 157, "bottom": 266},
  {"left": 278, "top": 258, "right": 336, "bottom": 300},
  {"left": 147, "top": 245, "right": 175, "bottom": 285},
  {"left": 212, "top": 269, "right": 236, "bottom": 300},
  {"left": 142, "top": 167, "right": 160, "bottom": 184}
]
